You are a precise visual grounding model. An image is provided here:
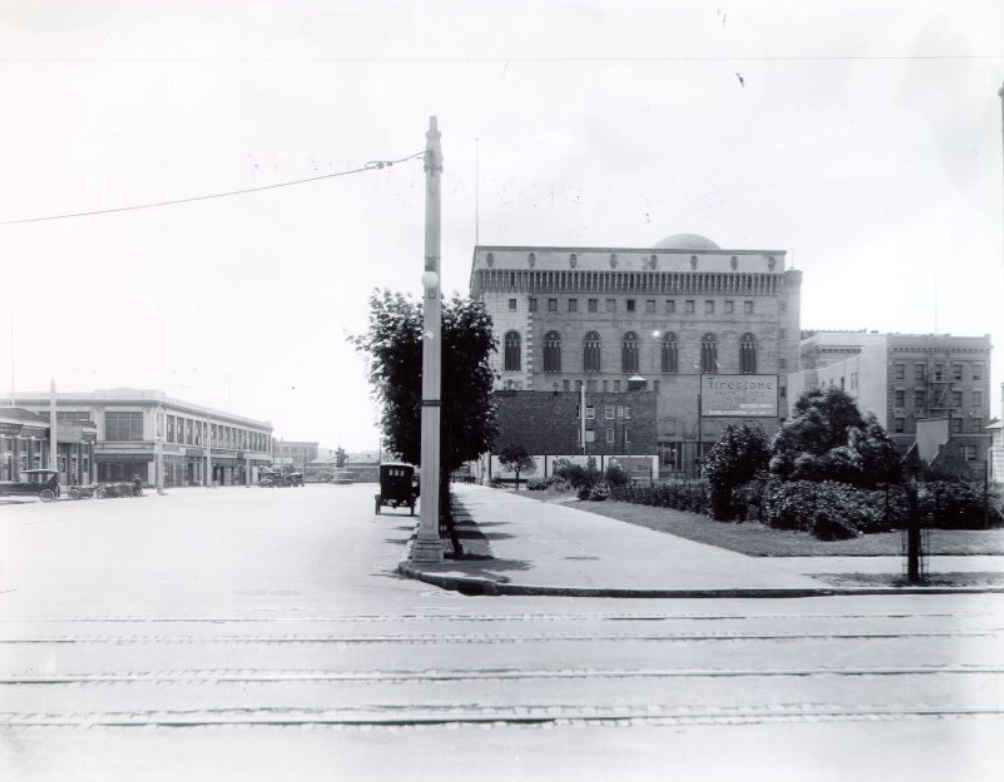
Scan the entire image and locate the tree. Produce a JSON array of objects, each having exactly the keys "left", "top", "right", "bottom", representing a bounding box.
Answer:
[
  {"left": 498, "top": 443, "right": 535, "bottom": 490},
  {"left": 351, "top": 289, "right": 498, "bottom": 546},
  {"left": 703, "top": 424, "right": 771, "bottom": 520},
  {"left": 770, "top": 387, "right": 902, "bottom": 488}
]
